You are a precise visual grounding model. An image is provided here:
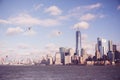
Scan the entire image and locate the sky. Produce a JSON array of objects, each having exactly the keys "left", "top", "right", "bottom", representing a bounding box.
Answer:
[{"left": 0, "top": 0, "right": 120, "bottom": 61}]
